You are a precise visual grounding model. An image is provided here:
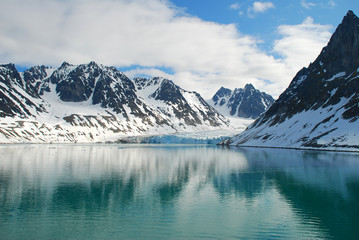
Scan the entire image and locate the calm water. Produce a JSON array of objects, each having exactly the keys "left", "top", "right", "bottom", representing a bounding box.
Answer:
[{"left": 1, "top": 144, "right": 359, "bottom": 239}]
